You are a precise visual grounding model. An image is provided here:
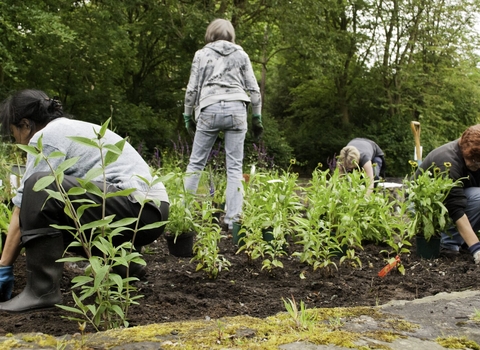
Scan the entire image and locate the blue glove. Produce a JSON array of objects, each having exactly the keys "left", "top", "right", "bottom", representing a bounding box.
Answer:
[
  {"left": 0, "top": 265, "right": 14, "bottom": 301},
  {"left": 252, "top": 114, "right": 264, "bottom": 142},
  {"left": 468, "top": 242, "right": 480, "bottom": 264},
  {"left": 183, "top": 114, "right": 196, "bottom": 138}
]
